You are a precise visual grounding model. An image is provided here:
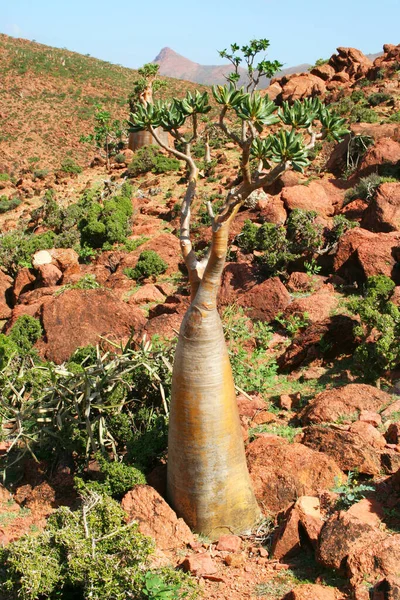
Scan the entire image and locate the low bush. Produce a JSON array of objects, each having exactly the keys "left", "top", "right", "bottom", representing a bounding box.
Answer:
[
  {"left": 350, "top": 90, "right": 366, "bottom": 103},
  {"left": 344, "top": 174, "right": 397, "bottom": 204},
  {"left": 0, "top": 488, "right": 196, "bottom": 600},
  {"left": 388, "top": 110, "right": 400, "bottom": 123},
  {"left": 61, "top": 158, "right": 83, "bottom": 174},
  {"left": 124, "top": 250, "right": 168, "bottom": 281},
  {"left": 0, "top": 173, "right": 10, "bottom": 182},
  {"left": 350, "top": 105, "right": 379, "bottom": 123},
  {"left": 127, "top": 145, "right": 180, "bottom": 177},
  {"left": 348, "top": 275, "right": 400, "bottom": 381},
  {"left": 367, "top": 92, "right": 393, "bottom": 107},
  {"left": 0, "top": 196, "right": 21, "bottom": 214}
]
